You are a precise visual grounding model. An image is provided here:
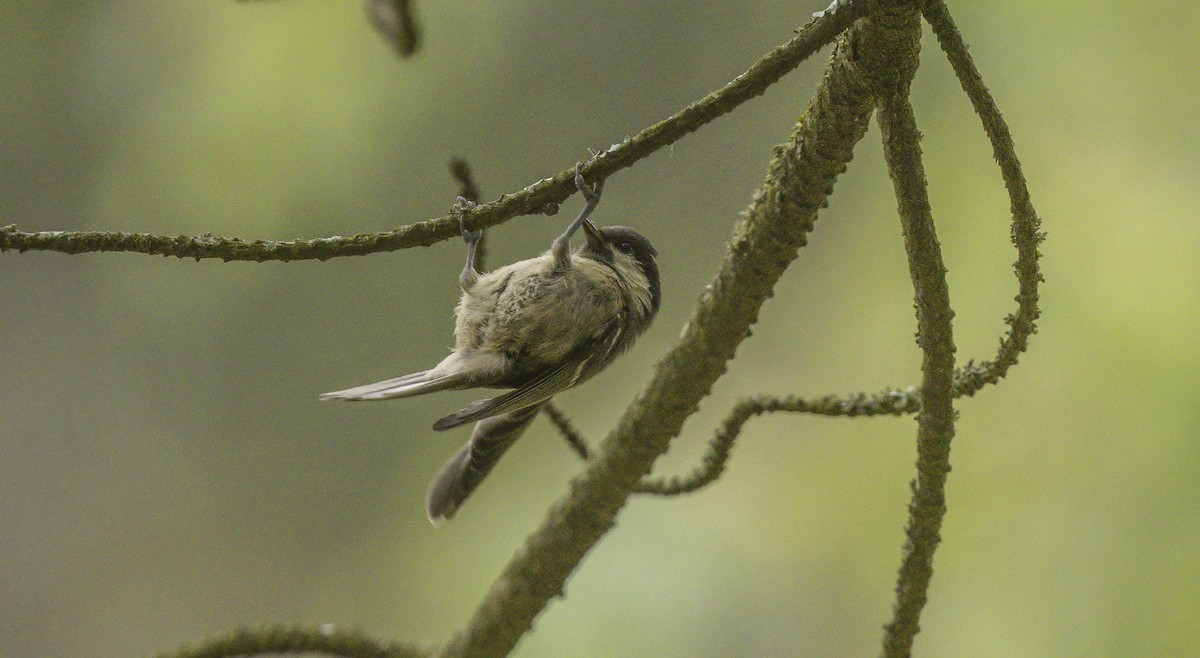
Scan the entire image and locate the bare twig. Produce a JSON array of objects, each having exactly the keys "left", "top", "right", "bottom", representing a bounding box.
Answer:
[
  {"left": 448, "top": 158, "right": 488, "bottom": 270},
  {"left": 541, "top": 402, "right": 593, "bottom": 461},
  {"left": 448, "top": 158, "right": 480, "bottom": 204}
]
